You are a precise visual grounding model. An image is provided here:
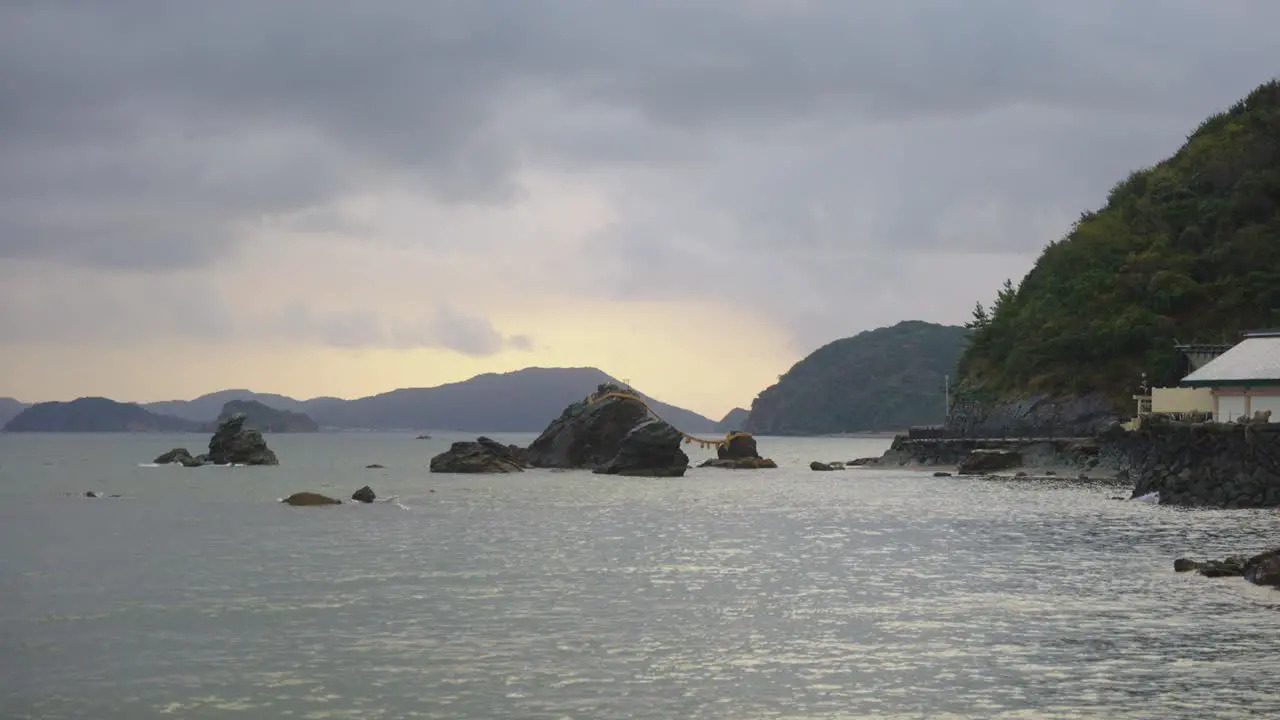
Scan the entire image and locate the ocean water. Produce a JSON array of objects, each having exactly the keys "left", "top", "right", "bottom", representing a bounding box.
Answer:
[{"left": 2, "top": 432, "right": 1280, "bottom": 719}]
